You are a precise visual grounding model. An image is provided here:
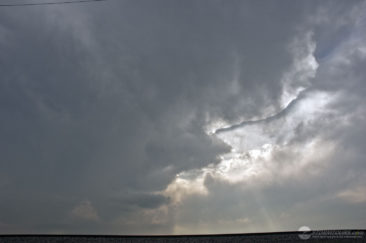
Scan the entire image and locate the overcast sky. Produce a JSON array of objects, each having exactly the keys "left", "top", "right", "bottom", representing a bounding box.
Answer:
[{"left": 0, "top": 0, "right": 365, "bottom": 235}]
